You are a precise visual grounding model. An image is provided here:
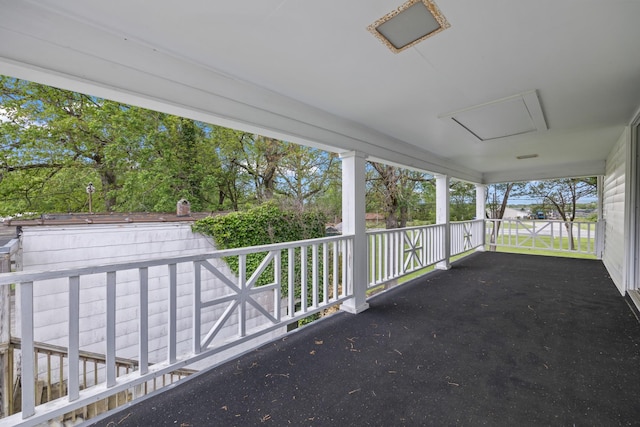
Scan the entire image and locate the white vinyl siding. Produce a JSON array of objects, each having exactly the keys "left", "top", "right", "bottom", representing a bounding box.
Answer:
[{"left": 602, "top": 128, "right": 628, "bottom": 294}]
